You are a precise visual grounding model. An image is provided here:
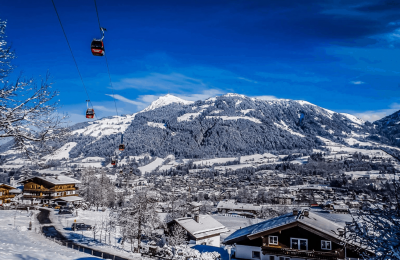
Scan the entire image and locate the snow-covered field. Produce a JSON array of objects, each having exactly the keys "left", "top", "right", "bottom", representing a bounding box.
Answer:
[
  {"left": 138, "top": 157, "right": 165, "bottom": 174},
  {"left": 0, "top": 210, "right": 101, "bottom": 260}
]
